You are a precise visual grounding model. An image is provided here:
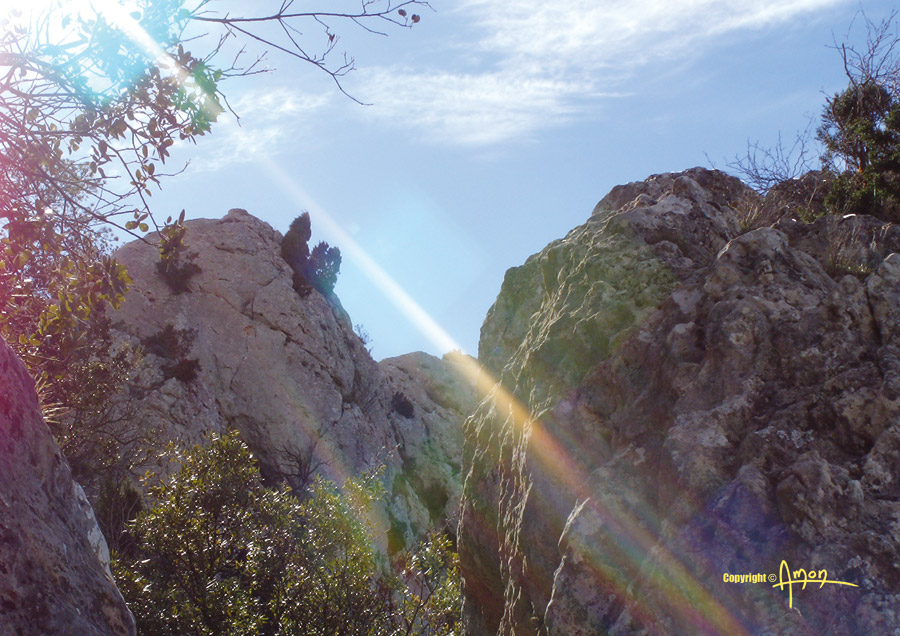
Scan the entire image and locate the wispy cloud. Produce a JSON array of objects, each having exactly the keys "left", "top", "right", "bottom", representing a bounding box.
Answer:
[
  {"left": 358, "top": 70, "right": 608, "bottom": 146},
  {"left": 458, "top": 0, "right": 848, "bottom": 72},
  {"left": 359, "top": 0, "right": 849, "bottom": 145},
  {"left": 187, "top": 87, "right": 330, "bottom": 172}
]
